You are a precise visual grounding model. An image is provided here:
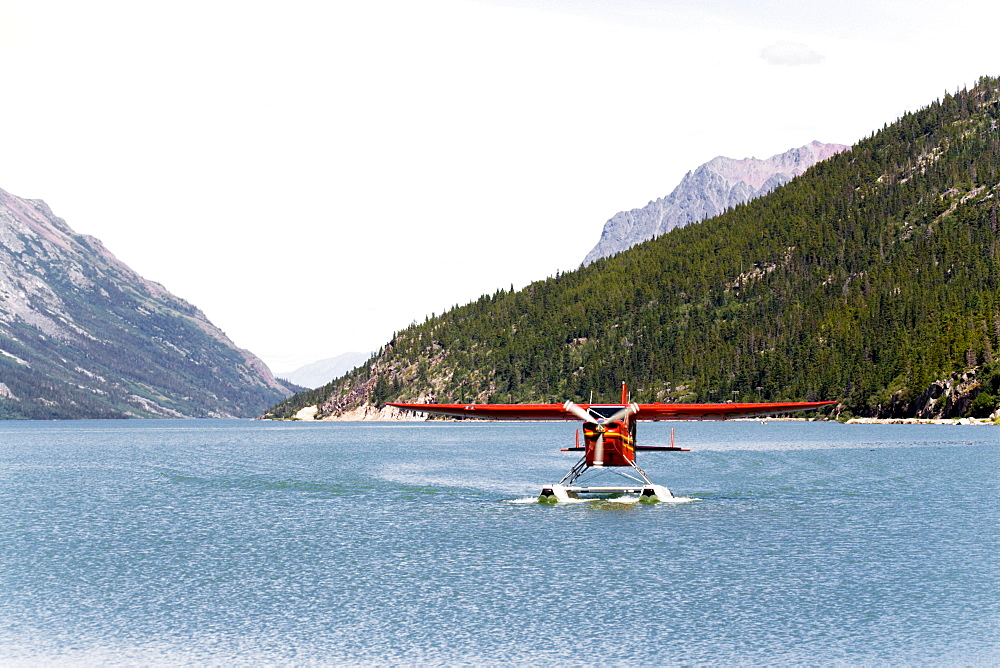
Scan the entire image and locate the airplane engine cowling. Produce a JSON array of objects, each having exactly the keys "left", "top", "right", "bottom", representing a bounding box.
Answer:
[{"left": 582, "top": 422, "right": 636, "bottom": 467}]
